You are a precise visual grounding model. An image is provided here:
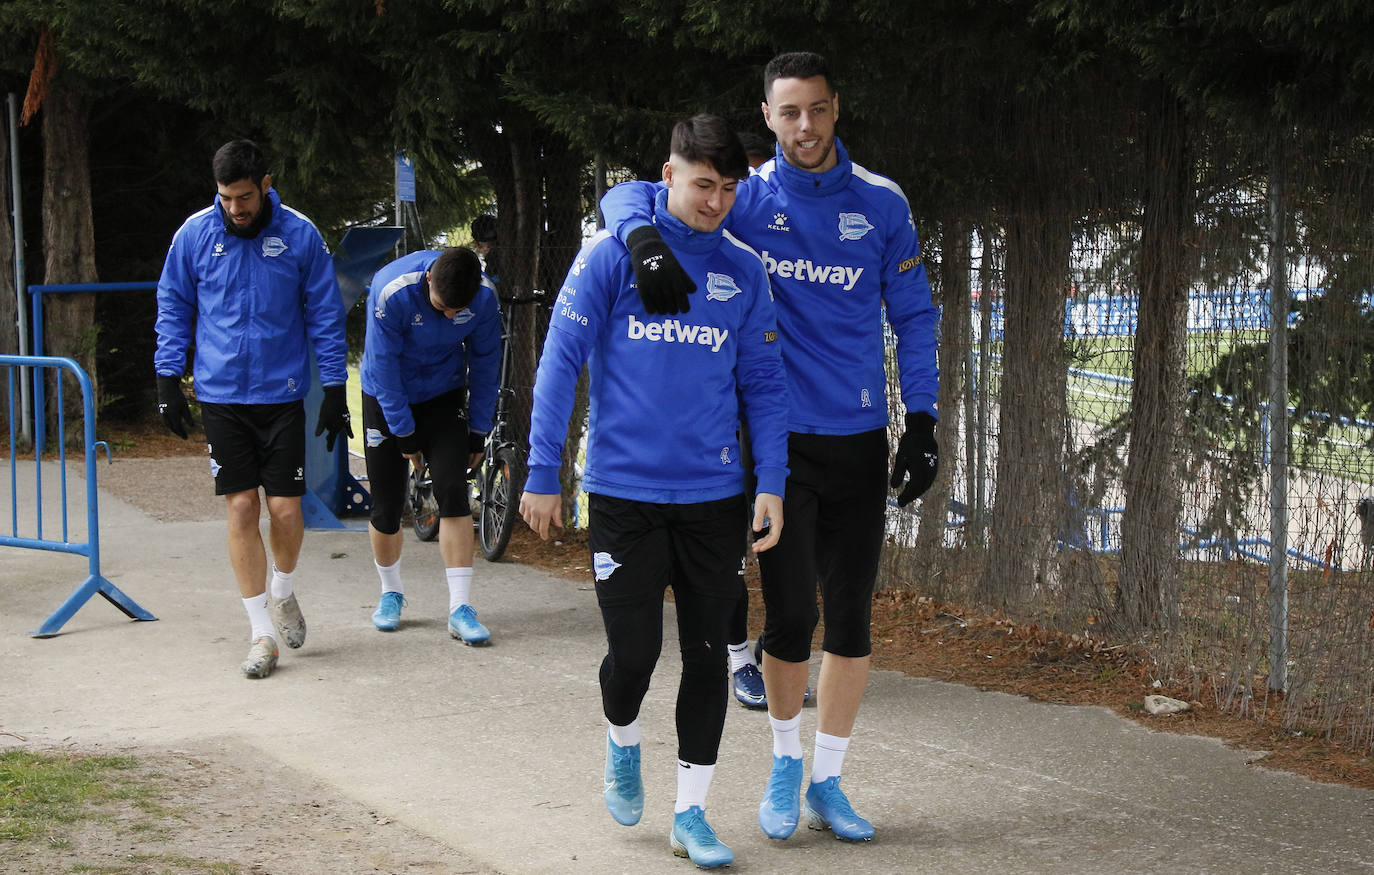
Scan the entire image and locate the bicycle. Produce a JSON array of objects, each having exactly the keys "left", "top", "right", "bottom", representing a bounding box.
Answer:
[
  {"left": 469, "top": 293, "right": 541, "bottom": 560},
  {"left": 406, "top": 292, "right": 537, "bottom": 559}
]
